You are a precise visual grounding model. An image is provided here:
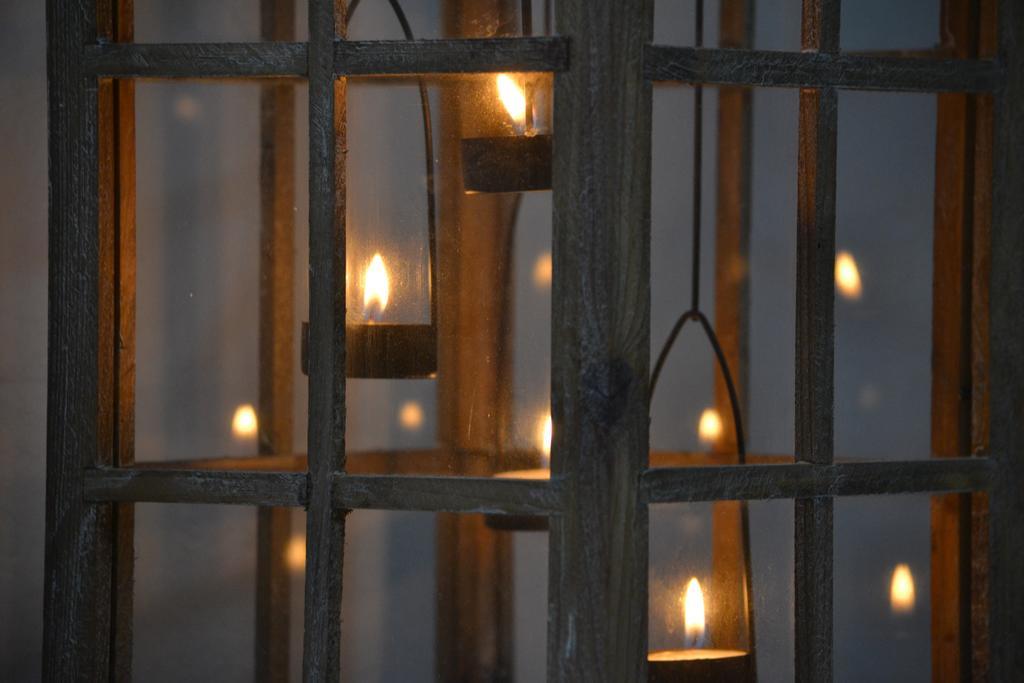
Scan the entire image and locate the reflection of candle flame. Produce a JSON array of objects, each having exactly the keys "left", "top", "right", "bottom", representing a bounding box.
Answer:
[
  {"left": 835, "top": 250, "right": 863, "bottom": 300},
  {"left": 697, "top": 408, "right": 723, "bottom": 445},
  {"left": 890, "top": 564, "right": 915, "bottom": 614},
  {"left": 539, "top": 413, "right": 552, "bottom": 465},
  {"left": 497, "top": 73, "right": 527, "bottom": 127},
  {"left": 533, "top": 252, "right": 553, "bottom": 288},
  {"left": 363, "top": 253, "right": 390, "bottom": 320},
  {"left": 286, "top": 536, "right": 306, "bottom": 572},
  {"left": 399, "top": 401, "right": 424, "bottom": 431},
  {"left": 231, "top": 404, "right": 258, "bottom": 439},
  {"left": 682, "top": 577, "right": 706, "bottom": 647}
]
